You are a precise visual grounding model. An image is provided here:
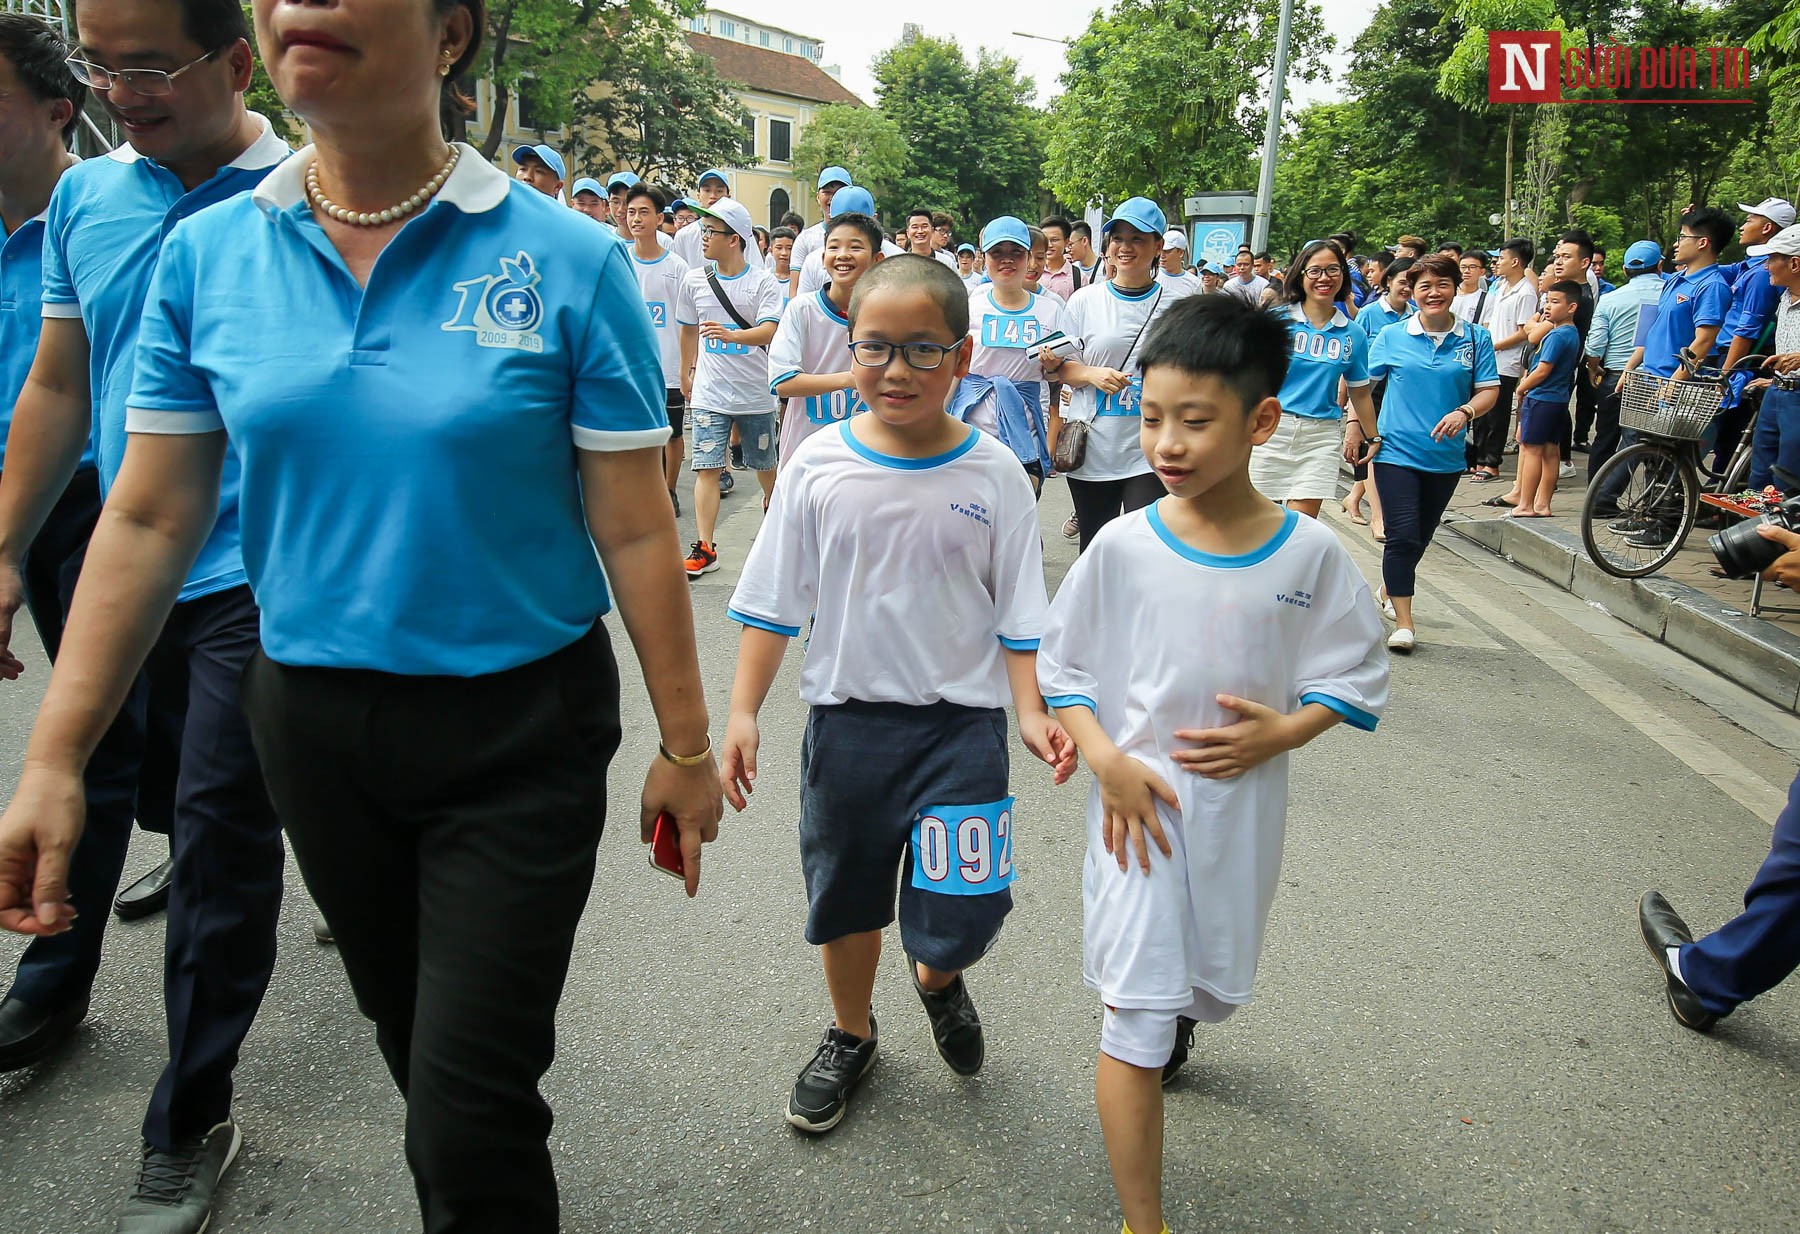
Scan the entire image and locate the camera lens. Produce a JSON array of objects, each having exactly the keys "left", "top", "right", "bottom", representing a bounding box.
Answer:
[{"left": 1710, "top": 507, "right": 1796, "bottom": 579}]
